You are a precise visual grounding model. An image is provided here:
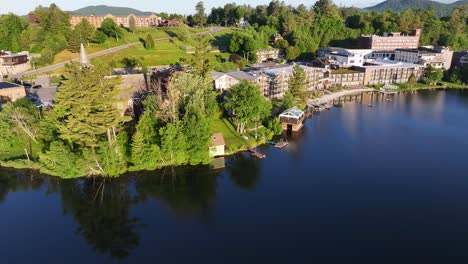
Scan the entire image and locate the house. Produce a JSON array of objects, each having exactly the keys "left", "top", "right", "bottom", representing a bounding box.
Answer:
[
  {"left": 0, "top": 82, "right": 26, "bottom": 104},
  {"left": 0, "top": 51, "right": 31, "bottom": 78},
  {"left": 211, "top": 70, "right": 269, "bottom": 96},
  {"left": 209, "top": 133, "right": 225, "bottom": 157}
]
